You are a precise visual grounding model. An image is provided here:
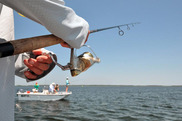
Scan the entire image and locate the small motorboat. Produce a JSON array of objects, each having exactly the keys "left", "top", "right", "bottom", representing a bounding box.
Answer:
[{"left": 17, "top": 89, "right": 72, "bottom": 101}]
